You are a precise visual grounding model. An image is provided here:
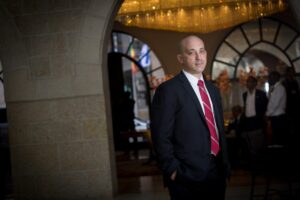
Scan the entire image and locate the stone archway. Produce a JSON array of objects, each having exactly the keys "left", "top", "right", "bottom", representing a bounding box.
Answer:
[{"left": 0, "top": 0, "right": 121, "bottom": 199}]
